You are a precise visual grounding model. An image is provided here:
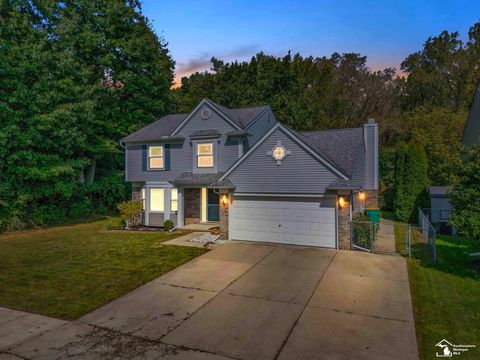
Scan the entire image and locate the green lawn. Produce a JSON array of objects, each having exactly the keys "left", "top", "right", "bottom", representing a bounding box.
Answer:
[
  {"left": 0, "top": 218, "right": 208, "bottom": 320},
  {"left": 393, "top": 222, "right": 480, "bottom": 359}
]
